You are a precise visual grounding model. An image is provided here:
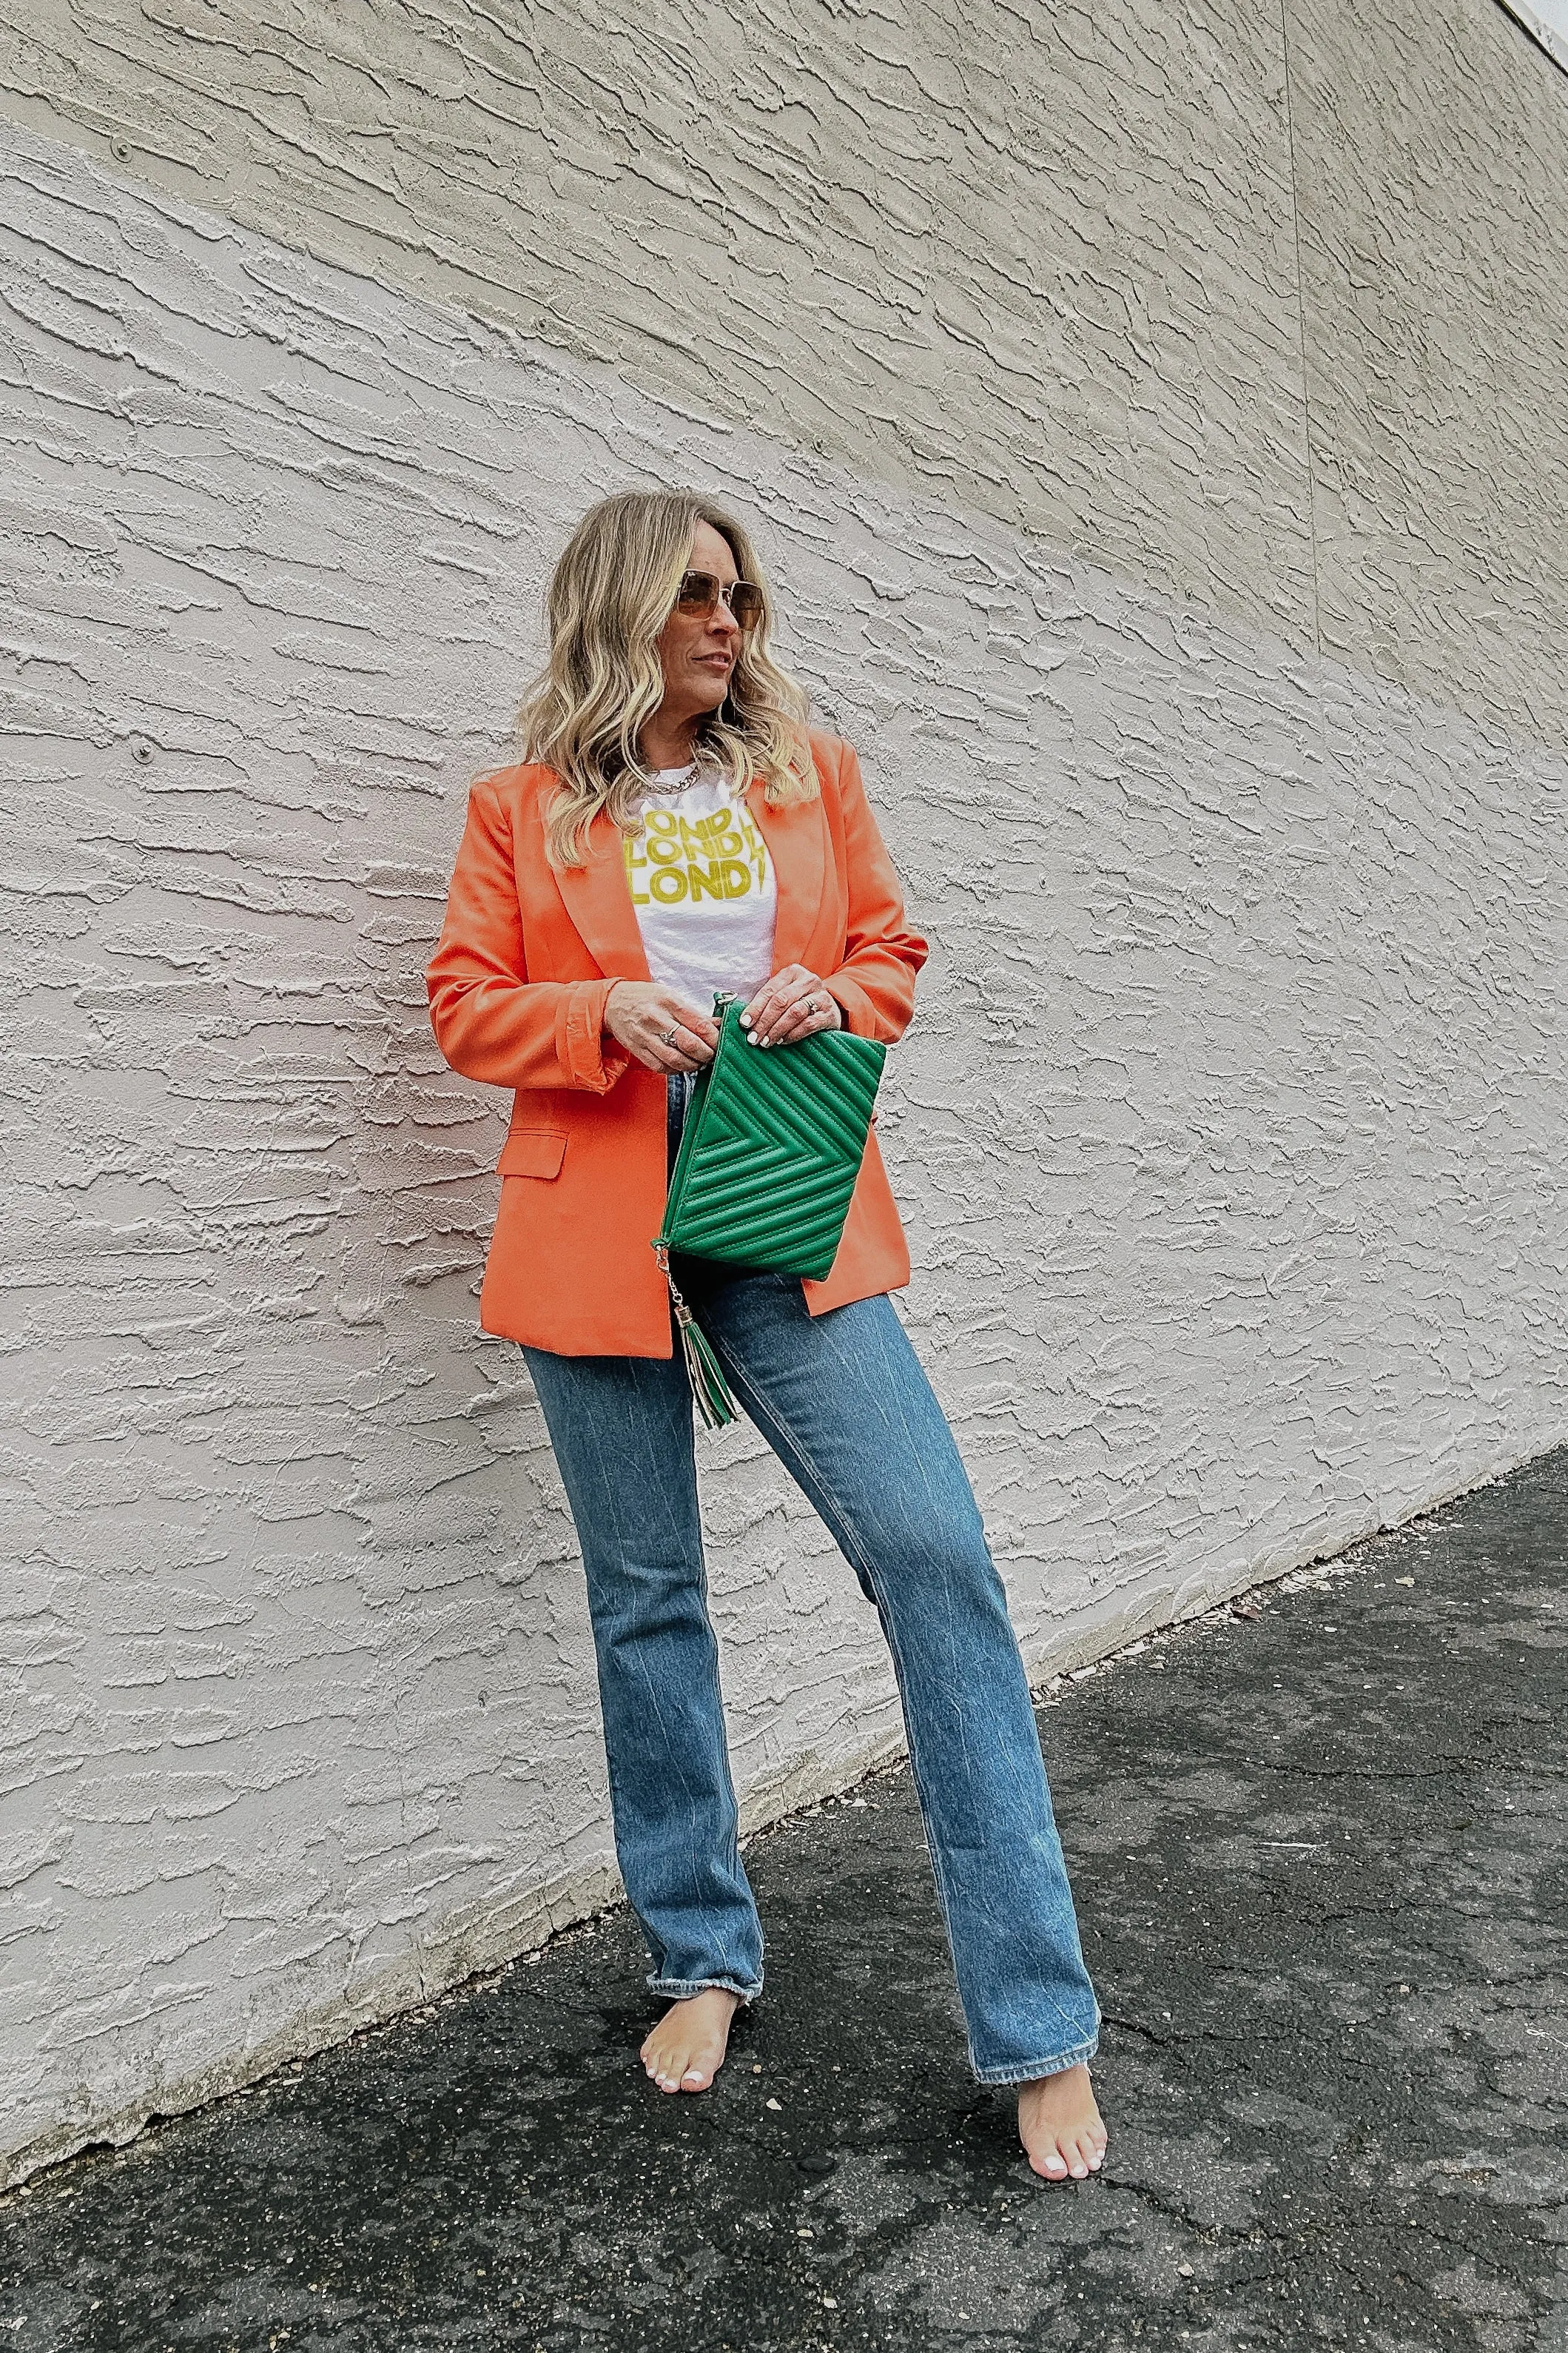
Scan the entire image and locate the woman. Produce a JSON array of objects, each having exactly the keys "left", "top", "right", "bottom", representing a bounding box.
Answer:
[{"left": 426, "top": 489, "right": 1106, "bottom": 2183}]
